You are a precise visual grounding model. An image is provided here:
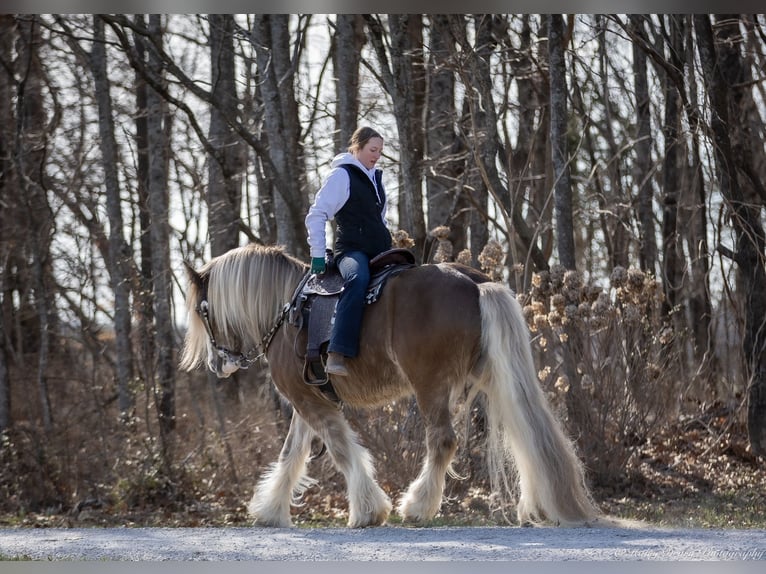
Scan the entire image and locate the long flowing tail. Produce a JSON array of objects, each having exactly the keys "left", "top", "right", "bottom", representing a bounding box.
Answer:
[{"left": 477, "top": 282, "right": 600, "bottom": 526}]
